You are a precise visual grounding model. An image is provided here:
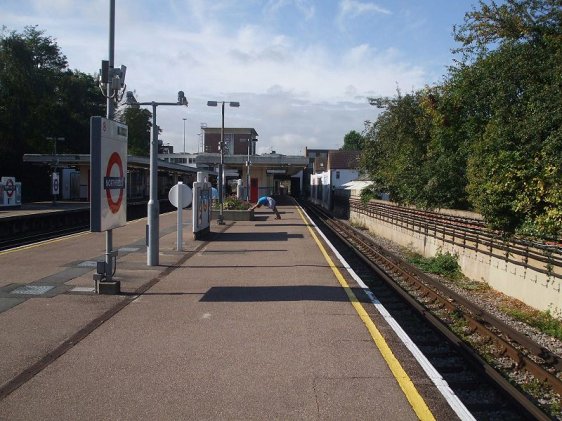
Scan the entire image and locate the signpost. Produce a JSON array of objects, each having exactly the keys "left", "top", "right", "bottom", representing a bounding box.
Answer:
[
  {"left": 168, "top": 181, "right": 192, "bottom": 251},
  {"left": 0, "top": 177, "right": 19, "bottom": 207},
  {"left": 51, "top": 172, "right": 59, "bottom": 204},
  {"left": 90, "top": 116, "right": 128, "bottom": 293}
]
